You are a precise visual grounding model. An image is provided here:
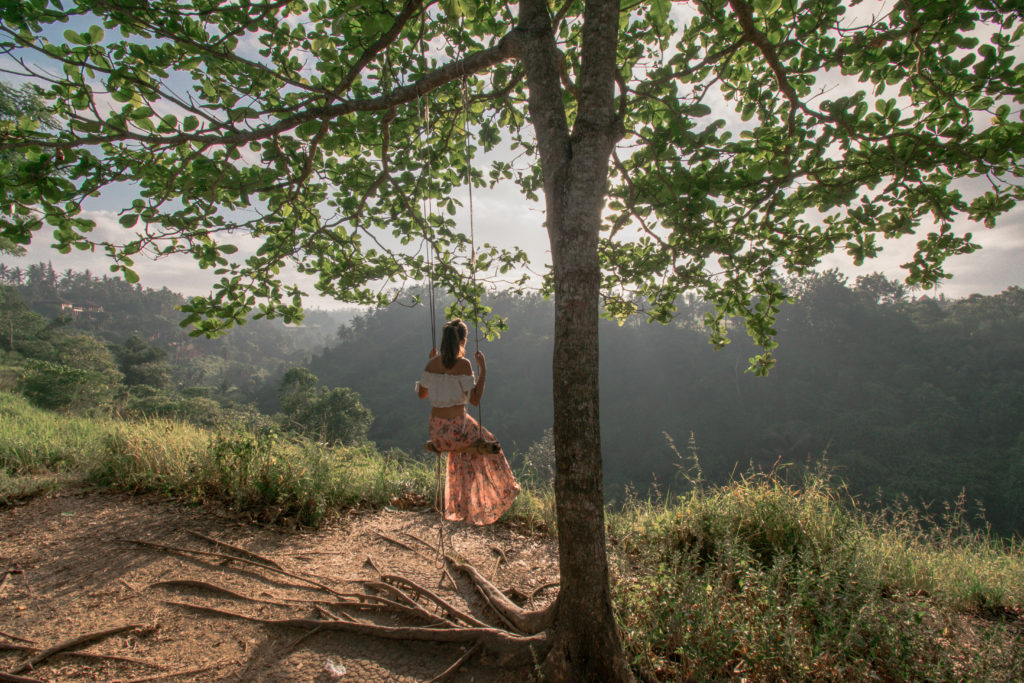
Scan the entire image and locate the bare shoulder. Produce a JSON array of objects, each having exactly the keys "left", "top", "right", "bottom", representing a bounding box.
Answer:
[
  {"left": 452, "top": 357, "right": 473, "bottom": 375},
  {"left": 424, "top": 357, "right": 443, "bottom": 373}
]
